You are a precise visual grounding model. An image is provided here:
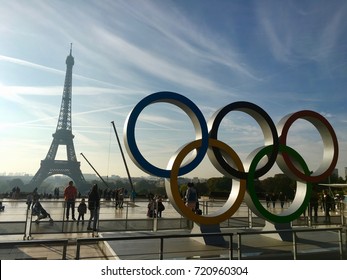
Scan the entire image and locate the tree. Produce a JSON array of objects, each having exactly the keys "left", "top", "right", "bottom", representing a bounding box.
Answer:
[
  {"left": 134, "top": 179, "right": 163, "bottom": 196},
  {"left": 195, "top": 182, "right": 209, "bottom": 196},
  {"left": 259, "top": 174, "right": 295, "bottom": 200}
]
